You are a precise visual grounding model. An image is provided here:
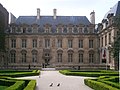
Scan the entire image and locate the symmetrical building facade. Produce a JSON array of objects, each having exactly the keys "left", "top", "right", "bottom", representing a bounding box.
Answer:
[{"left": 4, "top": 1, "right": 120, "bottom": 70}]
